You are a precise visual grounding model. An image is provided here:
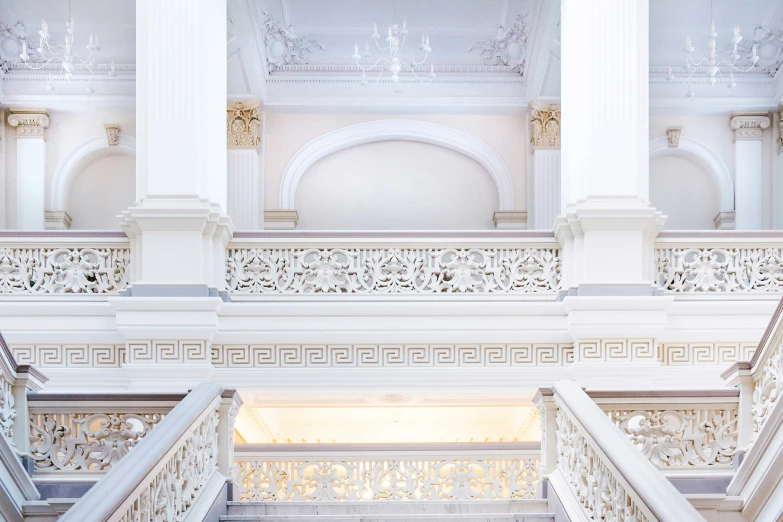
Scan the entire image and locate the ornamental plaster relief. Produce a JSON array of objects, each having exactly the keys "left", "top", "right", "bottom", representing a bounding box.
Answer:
[
  {"left": 260, "top": 12, "right": 324, "bottom": 73},
  {"left": 11, "top": 342, "right": 759, "bottom": 369},
  {"left": 666, "top": 126, "right": 682, "bottom": 148},
  {"left": 227, "top": 103, "right": 261, "bottom": 148},
  {"left": 529, "top": 104, "right": 560, "bottom": 149},
  {"left": 730, "top": 112, "right": 771, "bottom": 142},
  {"left": 467, "top": 14, "right": 530, "bottom": 74},
  {"left": 8, "top": 109, "right": 50, "bottom": 139}
]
